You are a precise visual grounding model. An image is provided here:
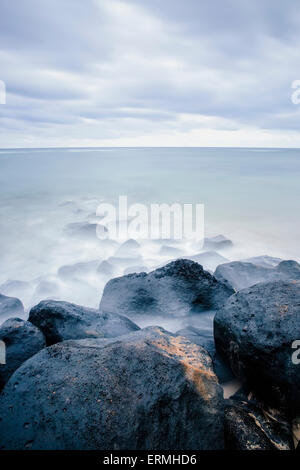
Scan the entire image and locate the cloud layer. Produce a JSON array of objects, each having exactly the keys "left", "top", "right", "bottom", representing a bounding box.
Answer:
[{"left": 1, "top": 0, "right": 300, "bottom": 147}]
